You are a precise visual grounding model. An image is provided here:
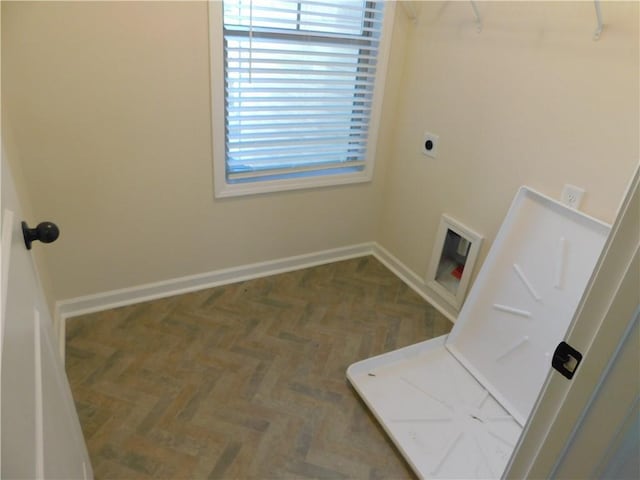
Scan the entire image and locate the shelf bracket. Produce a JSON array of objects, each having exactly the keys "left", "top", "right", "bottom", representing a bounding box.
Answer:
[
  {"left": 593, "top": 0, "right": 603, "bottom": 40},
  {"left": 470, "top": 0, "right": 482, "bottom": 33}
]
